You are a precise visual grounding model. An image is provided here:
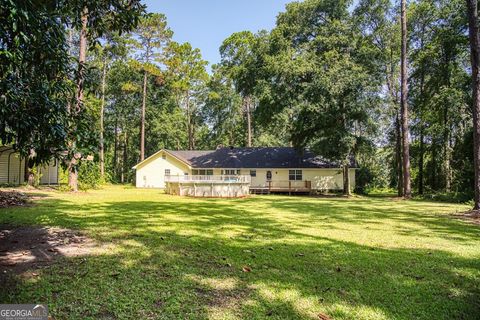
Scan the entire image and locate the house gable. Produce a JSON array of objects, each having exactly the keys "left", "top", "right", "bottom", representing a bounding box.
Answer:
[{"left": 133, "top": 149, "right": 191, "bottom": 170}]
